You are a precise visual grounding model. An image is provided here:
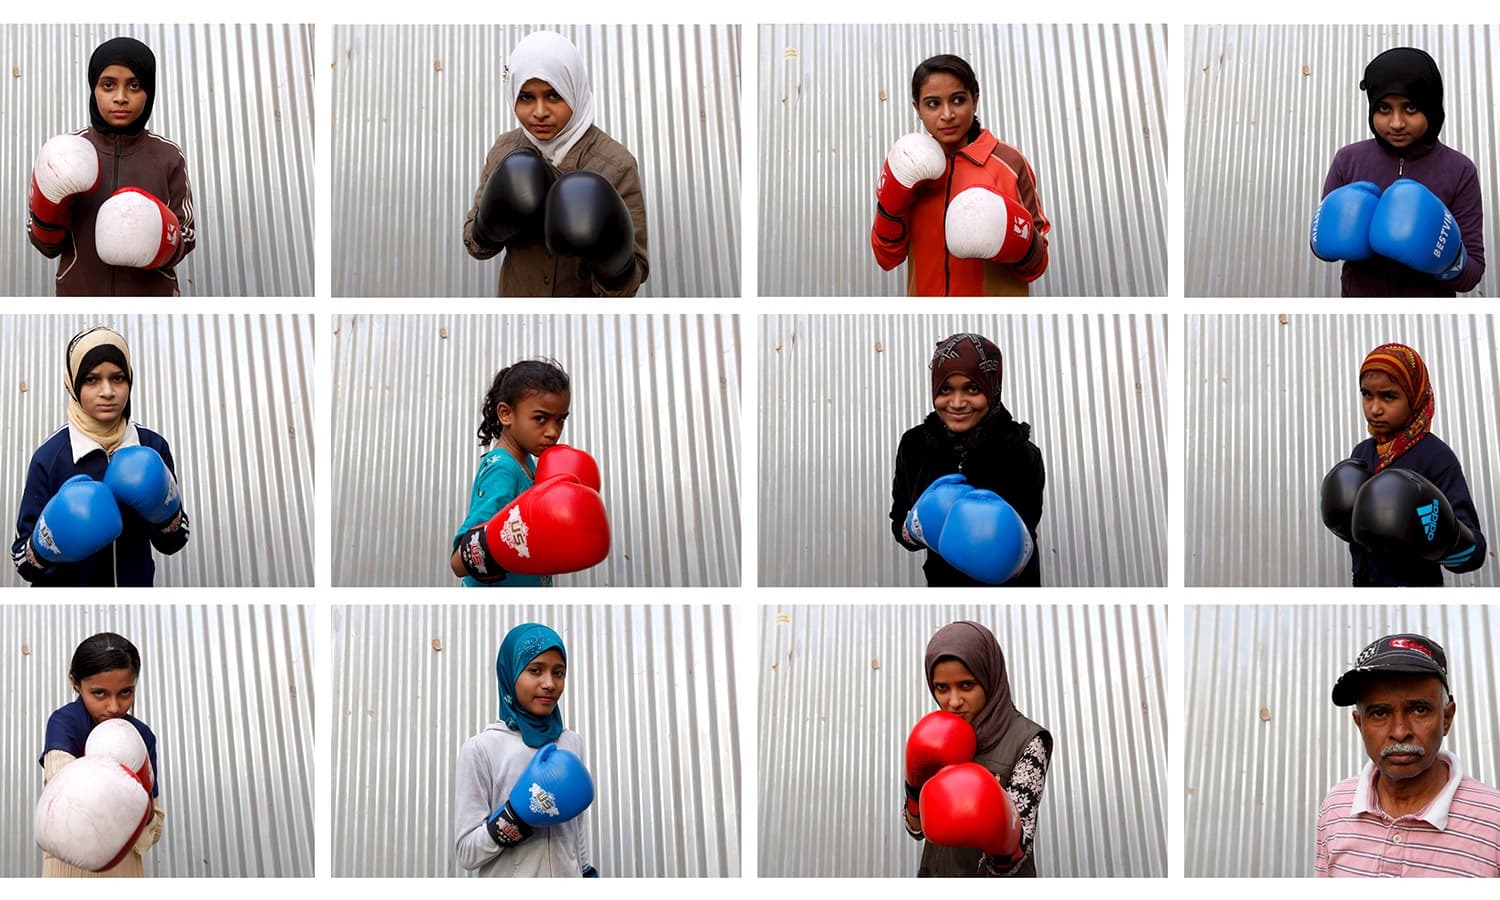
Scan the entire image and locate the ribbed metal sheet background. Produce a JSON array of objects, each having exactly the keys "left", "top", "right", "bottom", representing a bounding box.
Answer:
[
  {"left": 1186, "top": 24, "right": 1500, "bottom": 297},
  {"left": 0, "top": 315, "right": 314, "bottom": 587},
  {"left": 0, "top": 604, "right": 314, "bottom": 877},
  {"left": 1186, "top": 314, "right": 1499, "bottom": 586},
  {"left": 0, "top": 23, "right": 315, "bottom": 297},
  {"left": 1186, "top": 604, "right": 1500, "bottom": 877},
  {"left": 759, "top": 314, "right": 1166, "bottom": 586},
  {"left": 758, "top": 23, "right": 1168, "bottom": 297},
  {"left": 331, "top": 604, "right": 740, "bottom": 877},
  {"left": 330, "top": 24, "right": 741, "bottom": 298},
  {"left": 759, "top": 604, "right": 1167, "bottom": 877},
  {"left": 331, "top": 315, "right": 740, "bottom": 586}
]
